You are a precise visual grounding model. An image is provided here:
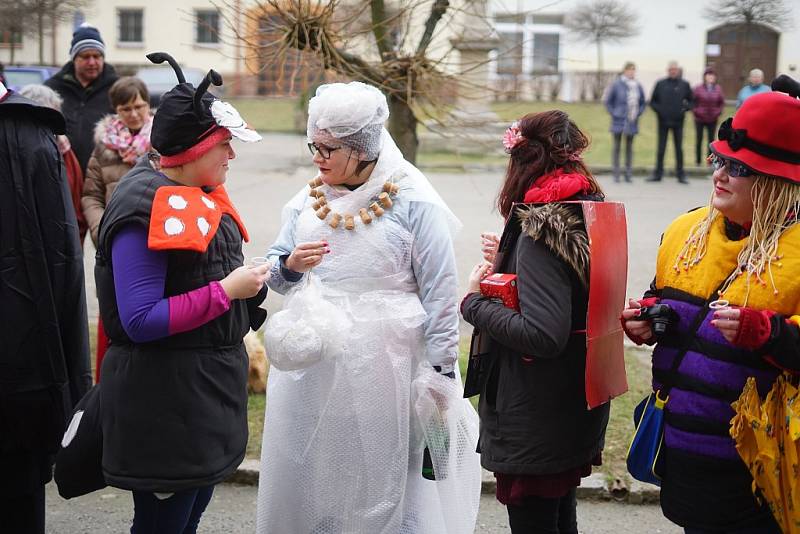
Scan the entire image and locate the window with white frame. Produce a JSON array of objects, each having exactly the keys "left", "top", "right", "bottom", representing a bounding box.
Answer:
[
  {"left": 118, "top": 9, "right": 143, "bottom": 44},
  {"left": 492, "top": 12, "right": 563, "bottom": 77},
  {"left": 532, "top": 33, "right": 559, "bottom": 73},
  {"left": 196, "top": 9, "right": 220, "bottom": 44},
  {"left": 496, "top": 31, "right": 523, "bottom": 74}
]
